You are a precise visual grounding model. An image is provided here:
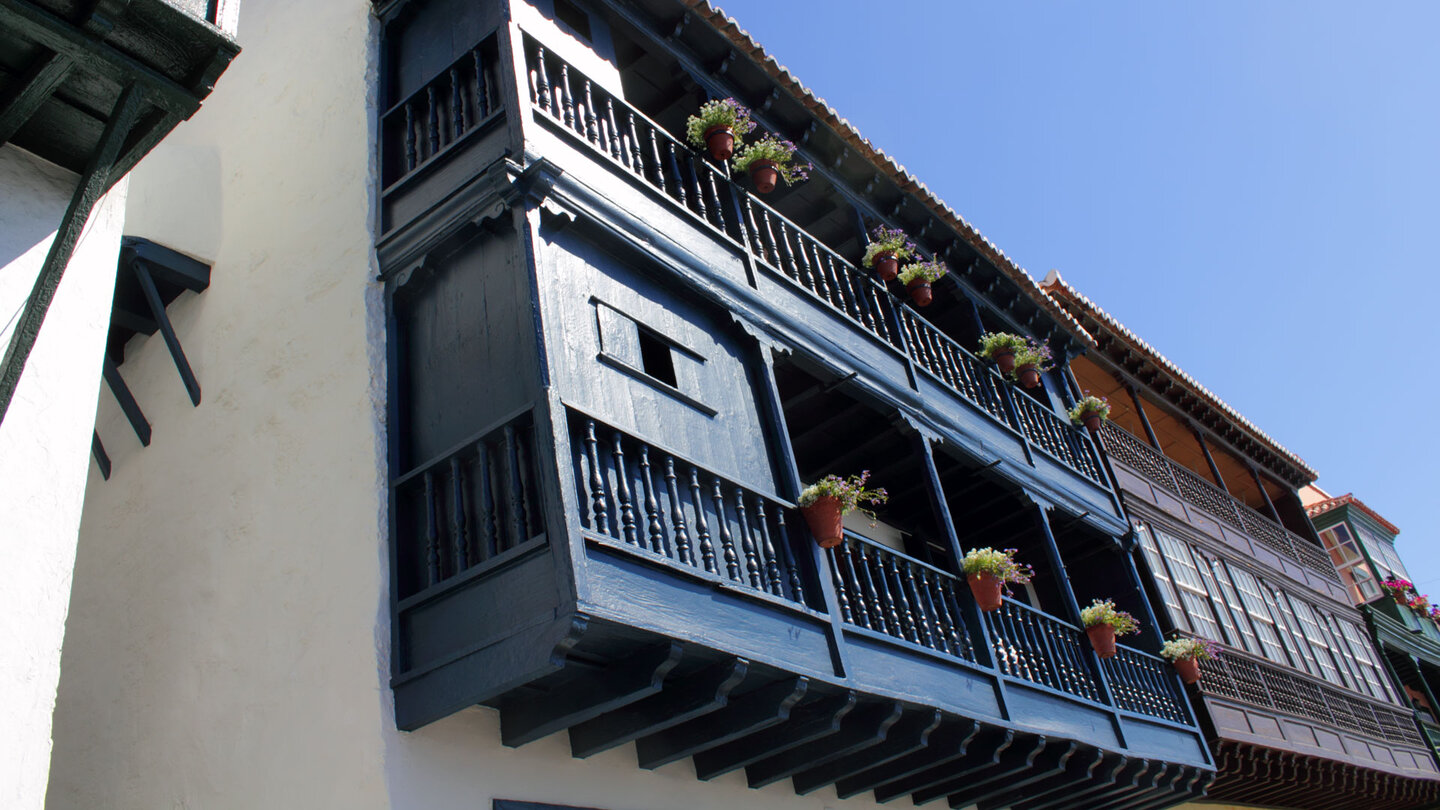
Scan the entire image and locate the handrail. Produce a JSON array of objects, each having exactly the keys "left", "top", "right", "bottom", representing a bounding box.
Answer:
[
  {"left": 1099, "top": 422, "right": 1339, "bottom": 582},
  {"left": 829, "top": 532, "right": 974, "bottom": 661},
  {"left": 383, "top": 34, "right": 498, "bottom": 187}
]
